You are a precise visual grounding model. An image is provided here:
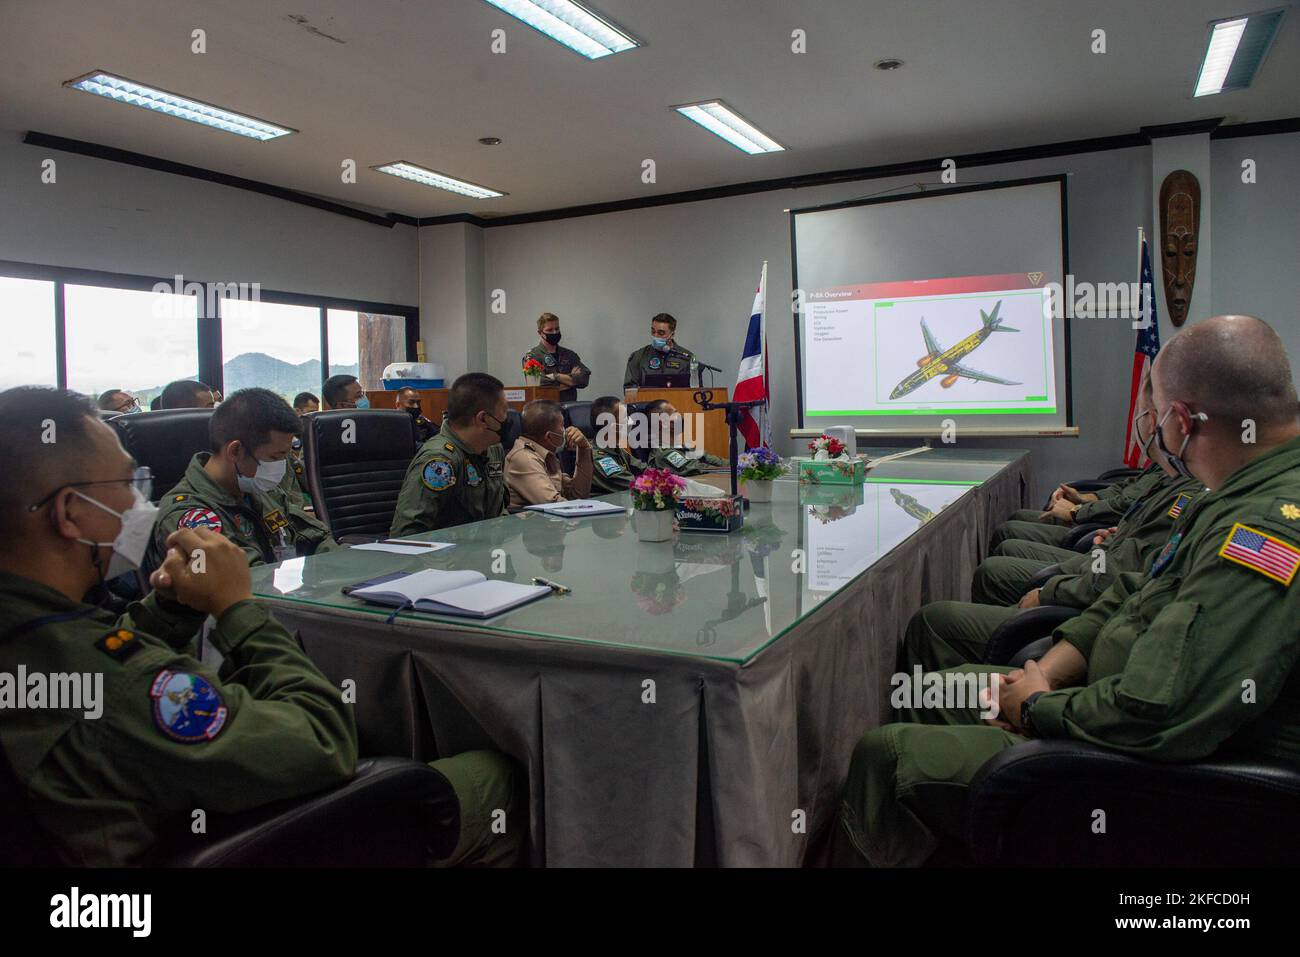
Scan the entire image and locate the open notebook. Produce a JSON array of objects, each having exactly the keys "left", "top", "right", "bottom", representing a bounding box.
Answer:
[
  {"left": 524, "top": 499, "right": 626, "bottom": 517},
  {"left": 346, "top": 569, "right": 550, "bottom": 619}
]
